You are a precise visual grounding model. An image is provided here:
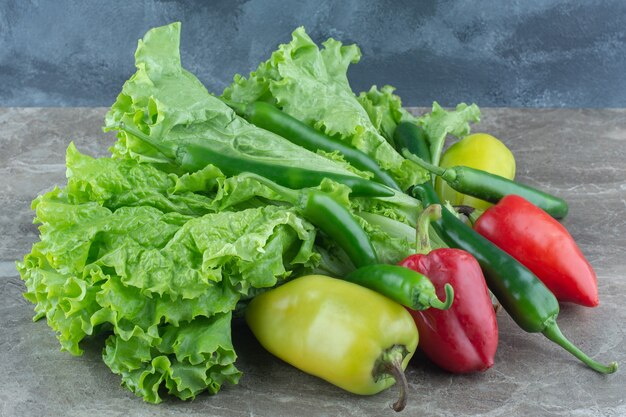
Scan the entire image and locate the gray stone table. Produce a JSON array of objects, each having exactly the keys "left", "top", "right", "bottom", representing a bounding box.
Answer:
[{"left": 1, "top": 108, "right": 625, "bottom": 417}]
